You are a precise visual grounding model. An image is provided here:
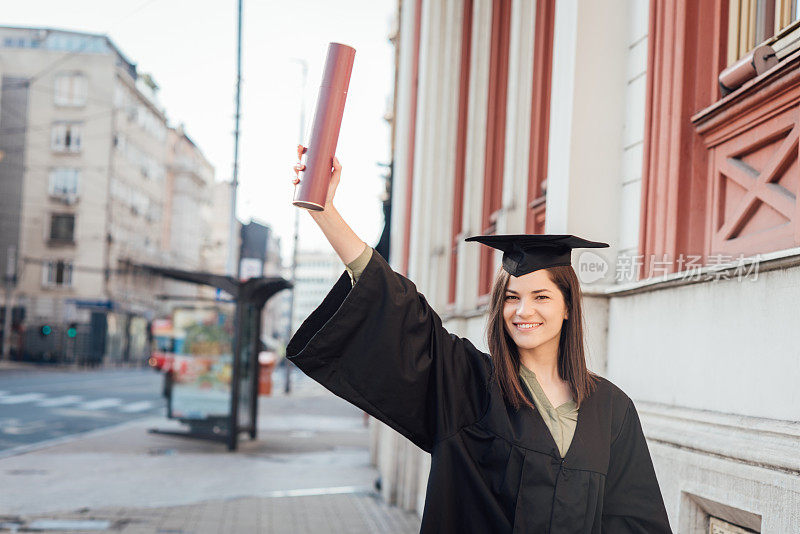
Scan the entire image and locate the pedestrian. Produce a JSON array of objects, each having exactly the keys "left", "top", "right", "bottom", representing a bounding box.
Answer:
[{"left": 288, "top": 146, "right": 672, "bottom": 533}]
